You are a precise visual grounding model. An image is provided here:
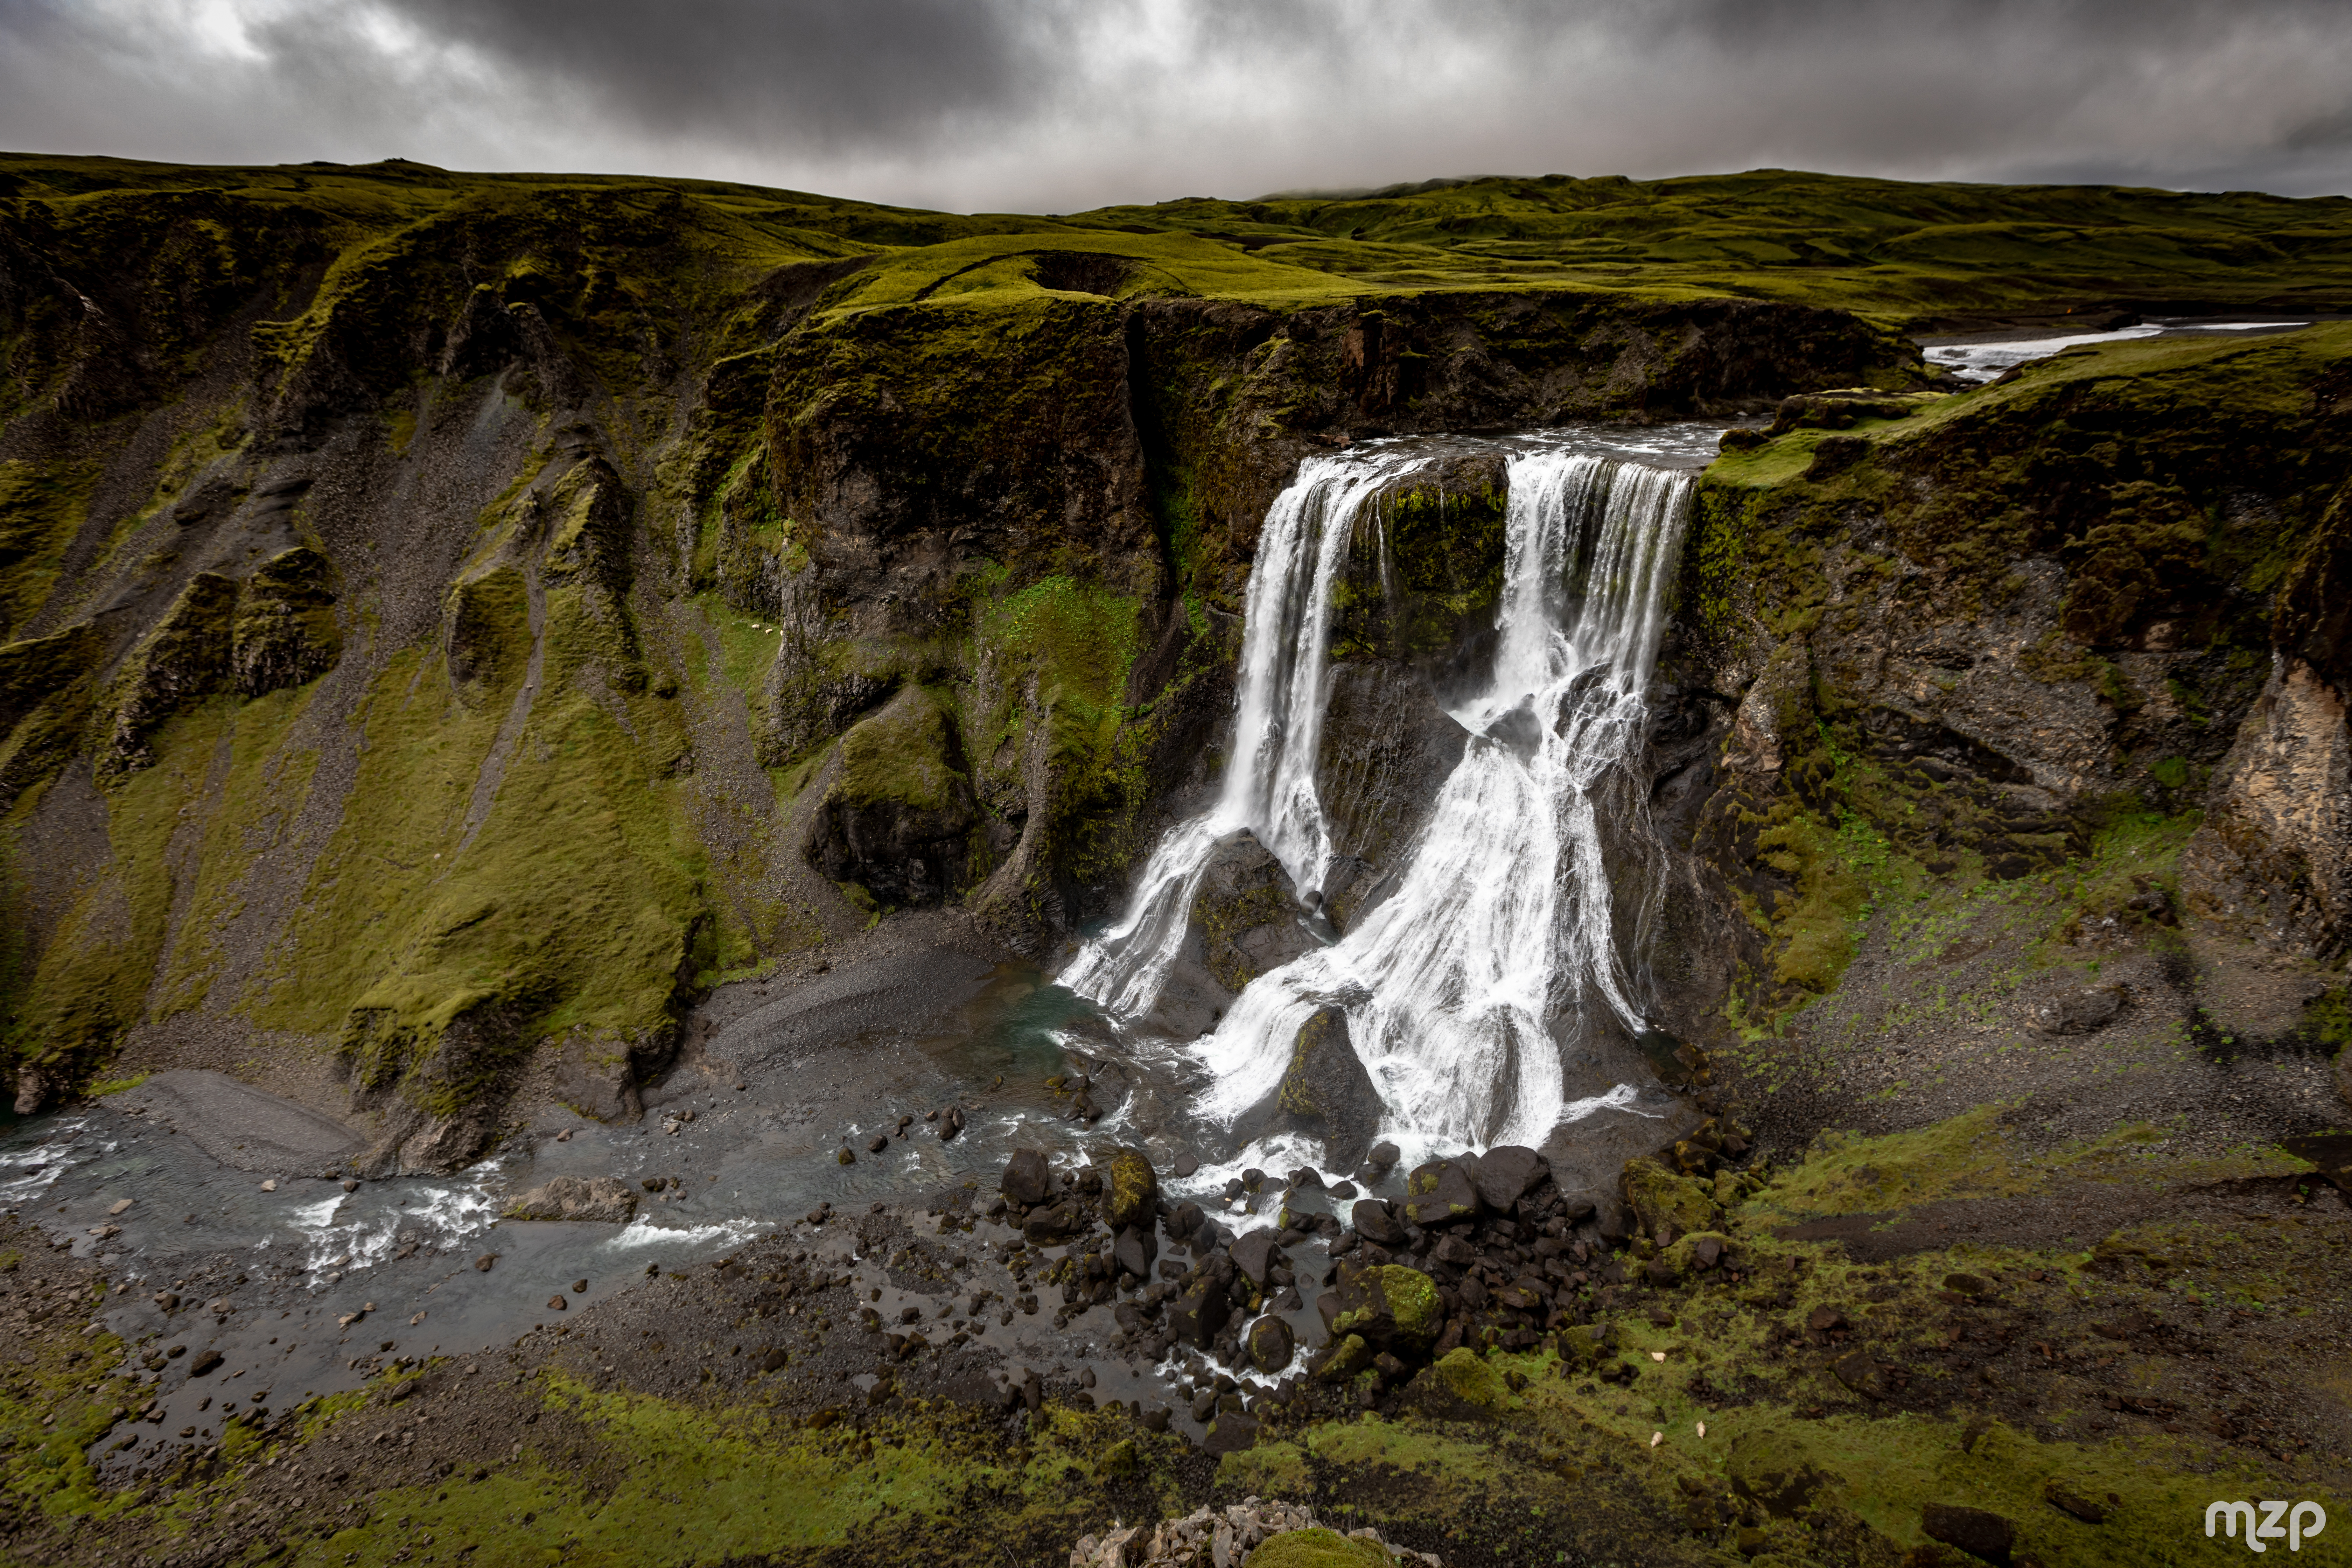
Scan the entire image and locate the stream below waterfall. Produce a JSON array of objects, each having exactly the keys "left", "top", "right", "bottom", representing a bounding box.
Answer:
[{"left": 2, "top": 420, "right": 1721, "bottom": 1470}]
